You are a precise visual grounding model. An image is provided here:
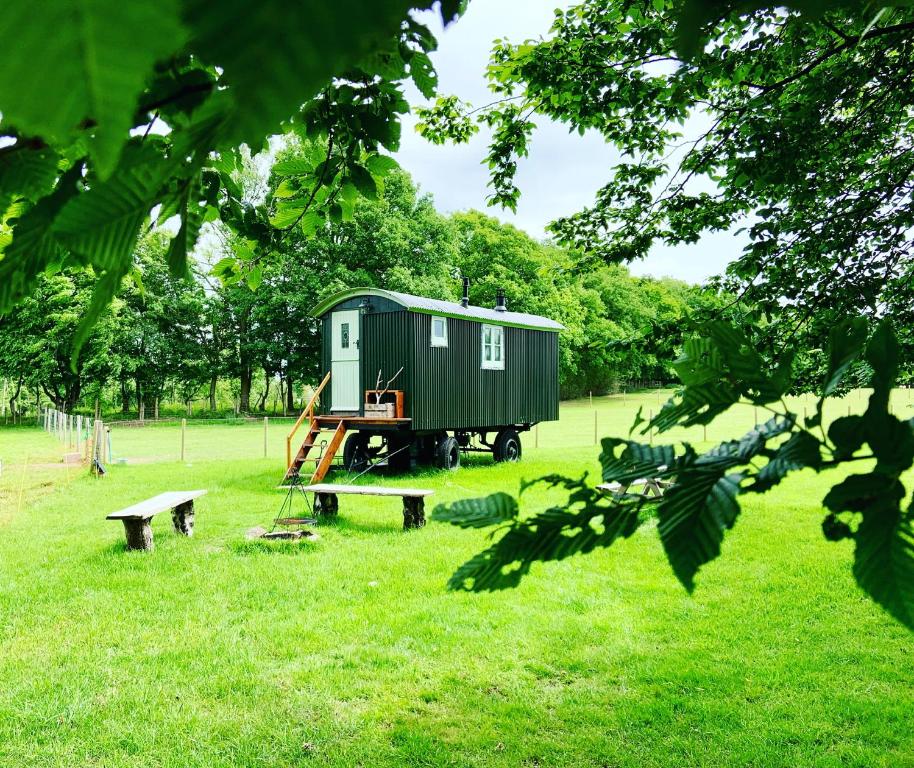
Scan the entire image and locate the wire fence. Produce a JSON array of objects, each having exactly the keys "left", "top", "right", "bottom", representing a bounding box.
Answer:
[
  {"left": 36, "top": 388, "right": 914, "bottom": 468},
  {"left": 42, "top": 408, "right": 105, "bottom": 461}
]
